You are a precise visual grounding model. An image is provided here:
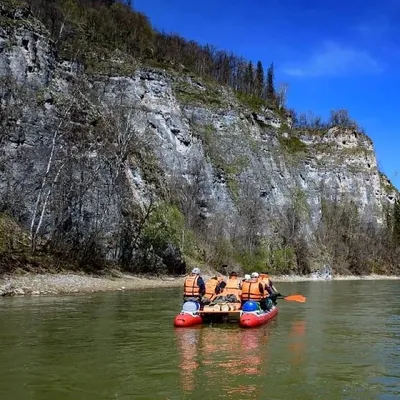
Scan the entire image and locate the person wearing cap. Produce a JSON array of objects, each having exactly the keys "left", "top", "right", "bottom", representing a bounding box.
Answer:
[
  {"left": 241, "top": 274, "right": 251, "bottom": 288},
  {"left": 183, "top": 268, "right": 206, "bottom": 302}
]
